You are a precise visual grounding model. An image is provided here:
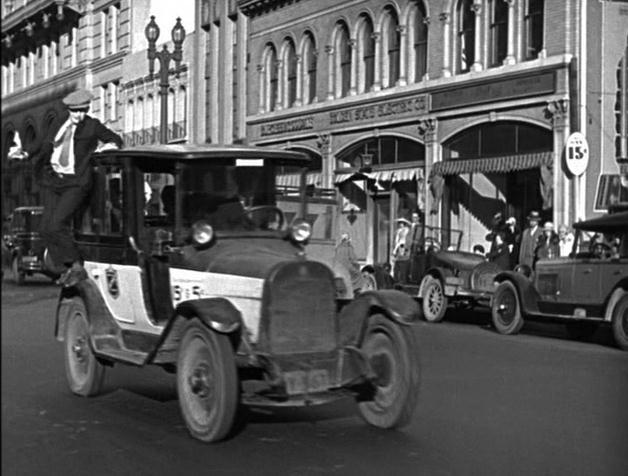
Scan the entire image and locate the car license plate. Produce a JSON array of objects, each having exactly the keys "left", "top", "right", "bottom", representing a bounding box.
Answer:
[
  {"left": 283, "top": 369, "right": 330, "bottom": 395},
  {"left": 22, "top": 256, "right": 37, "bottom": 262}
]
